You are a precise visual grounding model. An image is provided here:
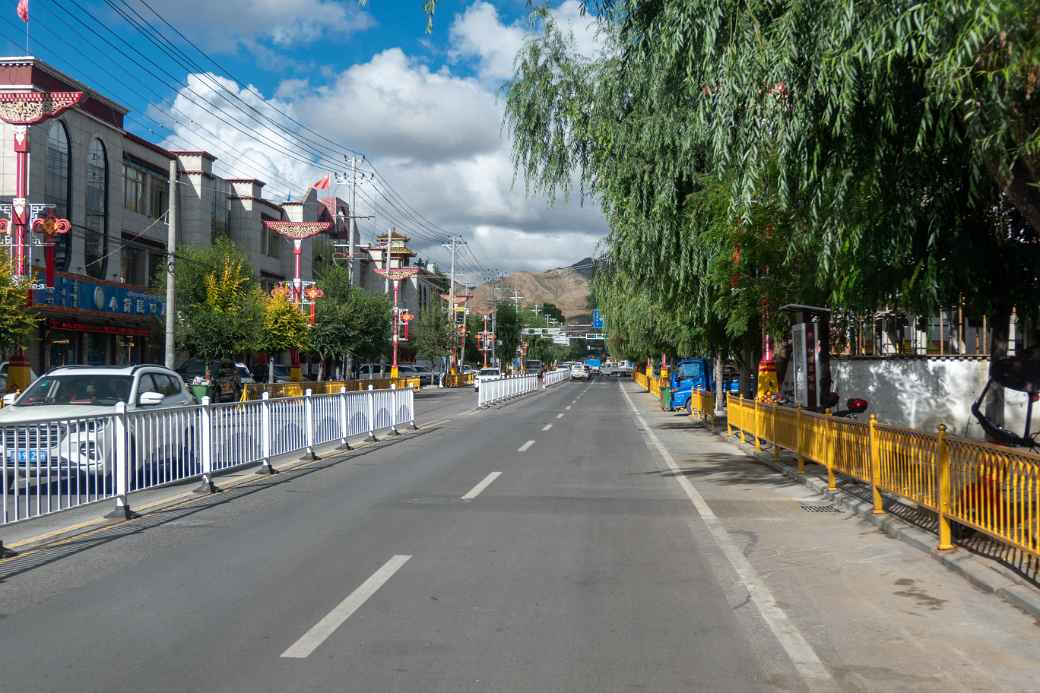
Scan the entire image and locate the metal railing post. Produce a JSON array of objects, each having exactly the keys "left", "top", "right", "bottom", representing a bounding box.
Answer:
[
  {"left": 407, "top": 387, "right": 418, "bottom": 430},
  {"left": 869, "top": 414, "right": 883, "bottom": 514},
  {"left": 825, "top": 408, "right": 836, "bottom": 491},
  {"left": 726, "top": 394, "right": 733, "bottom": 437},
  {"left": 753, "top": 398, "right": 762, "bottom": 450},
  {"left": 257, "top": 392, "right": 277, "bottom": 474},
  {"left": 301, "top": 388, "right": 319, "bottom": 460},
  {"left": 937, "top": 424, "right": 955, "bottom": 551},
  {"left": 337, "top": 386, "right": 352, "bottom": 450},
  {"left": 194, "top": 396, "right": 218, "bottom": 494},
  {"left": 795, "top": 406, "right": 805, "bottom": 474},
  {"left": 389, "top": 384, "right": 400, "bottom": 436},
  {"left": 367, "top": 384, "right": 377, "bottom": 442},
  {"left": 106, "top": 401, "right": 139, "bottom": 517},
  {"left": 771, "top": 404, "right": 780, "bottom": 461}
]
